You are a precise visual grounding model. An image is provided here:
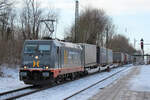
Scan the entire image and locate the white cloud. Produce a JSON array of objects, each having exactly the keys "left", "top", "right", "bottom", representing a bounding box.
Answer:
[
  {"left": 79, "top": 0, "right": 150, "bottom": 15},
  {"left": 15, "top": 0, "right": 150, "bottom": 15}
]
